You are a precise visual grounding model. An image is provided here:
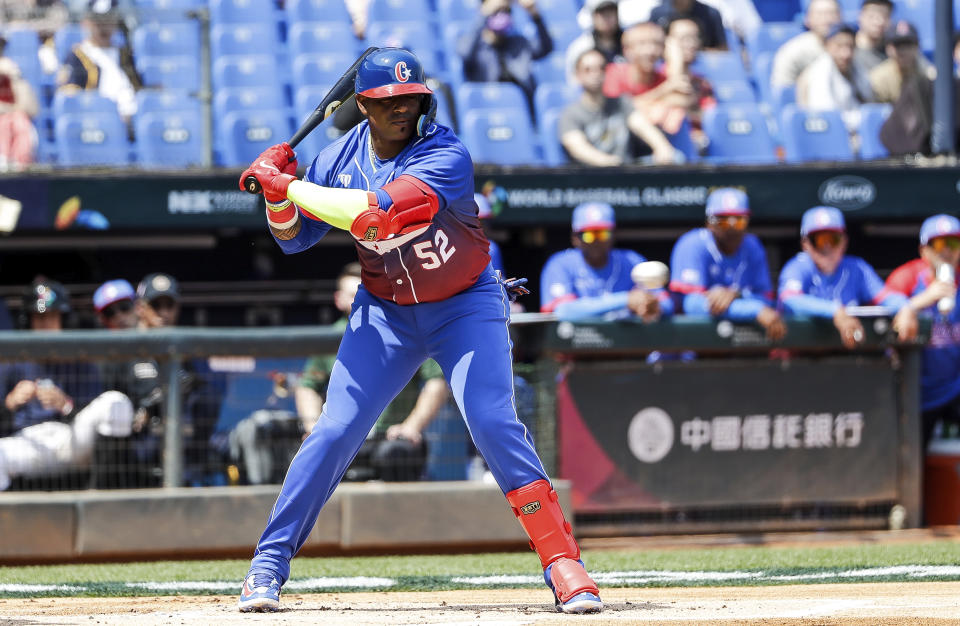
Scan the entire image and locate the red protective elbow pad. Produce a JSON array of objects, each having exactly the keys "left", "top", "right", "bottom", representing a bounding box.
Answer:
[{"left": 349, "top": 175, "right": 439, "bottom": 241}]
